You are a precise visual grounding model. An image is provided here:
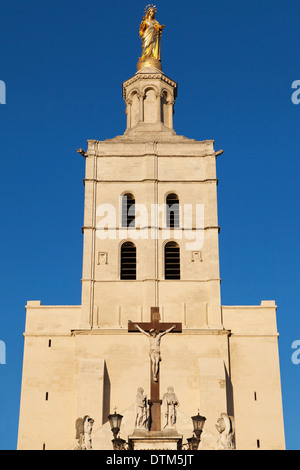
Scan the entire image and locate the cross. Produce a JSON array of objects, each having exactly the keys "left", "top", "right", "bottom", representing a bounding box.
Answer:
[{"left": 128, "top": 307, "right": 182, "bottom": 432}]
